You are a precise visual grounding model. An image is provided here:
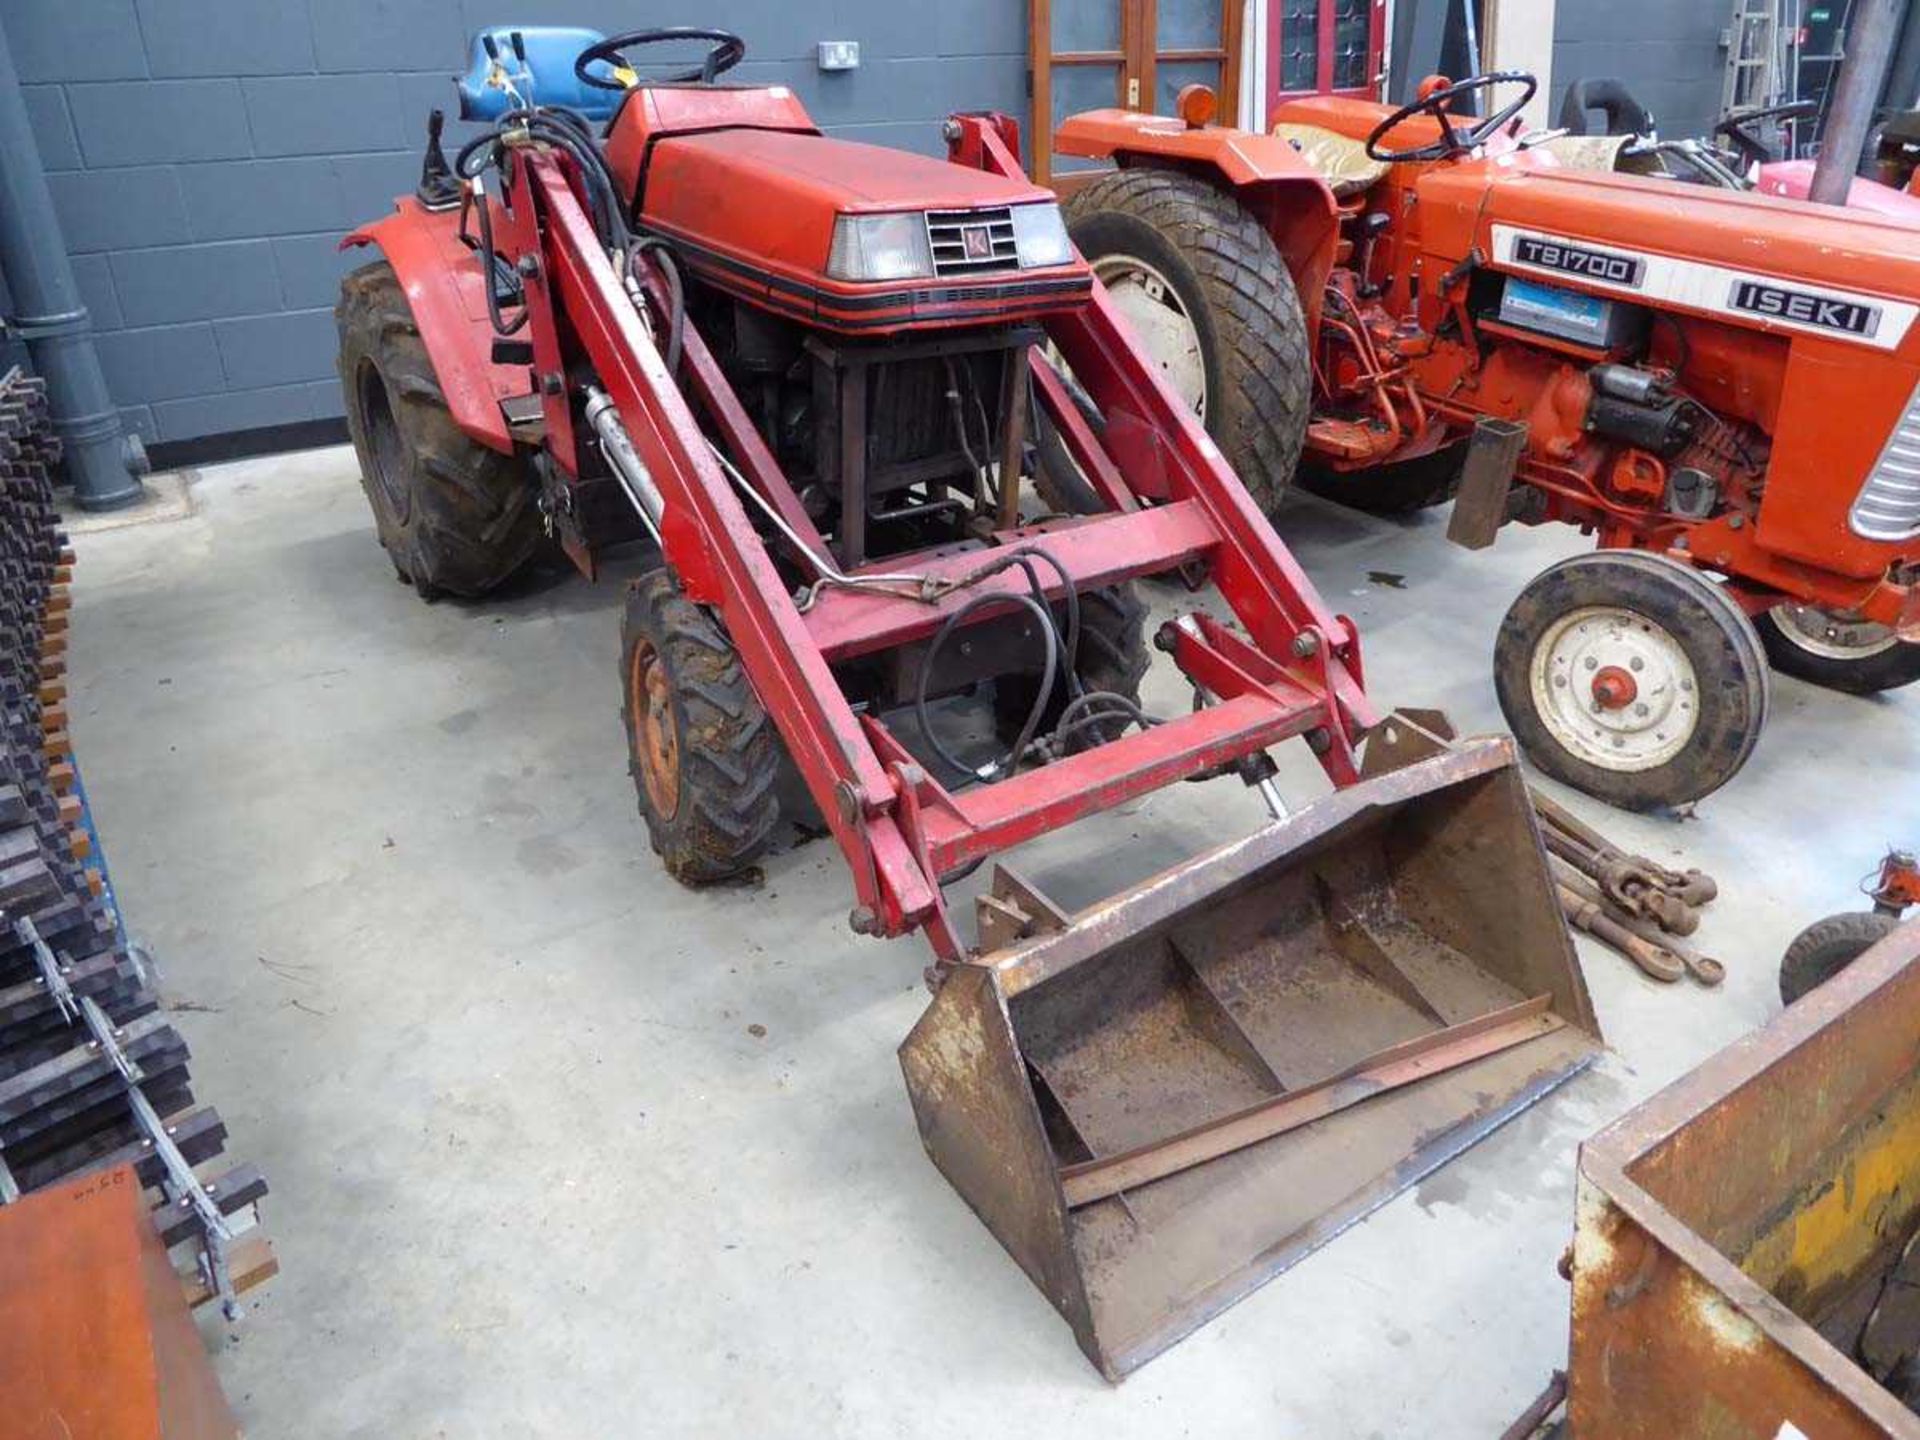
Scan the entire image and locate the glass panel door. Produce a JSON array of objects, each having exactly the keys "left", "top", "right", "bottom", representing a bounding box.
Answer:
[
  {"left": 1148, "top": 0, "right": 1239, "bottom": 121},
  {"left": 1031, "top": 0, "right": 1134, "bottom": 185},
  {"left": 1030, "top": 0, "right": 1243, "bottom": 188},
  {"left": 1269, "top": 0, "right": 1386, "bottom": 110}
]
